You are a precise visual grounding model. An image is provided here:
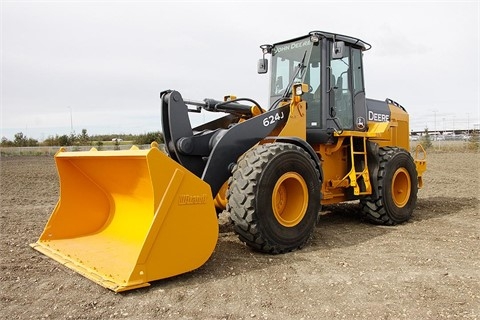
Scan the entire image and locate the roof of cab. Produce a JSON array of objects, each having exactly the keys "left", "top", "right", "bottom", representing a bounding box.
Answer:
[{"left": 273, "top": 30, "right": 371, "bottom": 51}]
